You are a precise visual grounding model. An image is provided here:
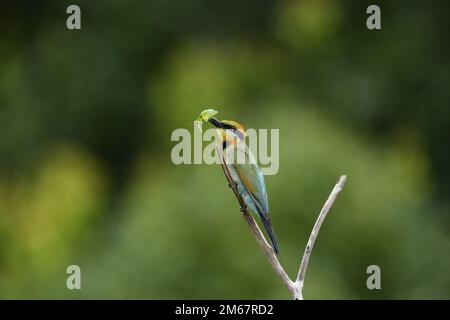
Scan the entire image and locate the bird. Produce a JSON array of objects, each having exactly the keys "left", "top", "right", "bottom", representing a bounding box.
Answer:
[{"left": 196, "top": 109, "right": 280, "bottom": 254}]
